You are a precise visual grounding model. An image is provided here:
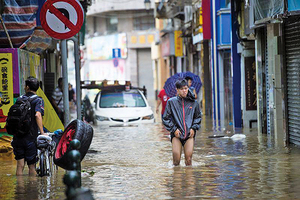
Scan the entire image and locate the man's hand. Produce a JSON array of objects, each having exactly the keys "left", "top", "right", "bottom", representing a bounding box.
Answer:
[
  {"left": 156, "top": 108, "right": 159, "bottom": 114},
  {"left": 174, "top": 129, "right": 181, "bottom": 138},
  {"left": 36, "top": 111, "right": 46, "bottom": 136},
  {"left": 189, "top": 129, "right": 195, "bottom": 138}
]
